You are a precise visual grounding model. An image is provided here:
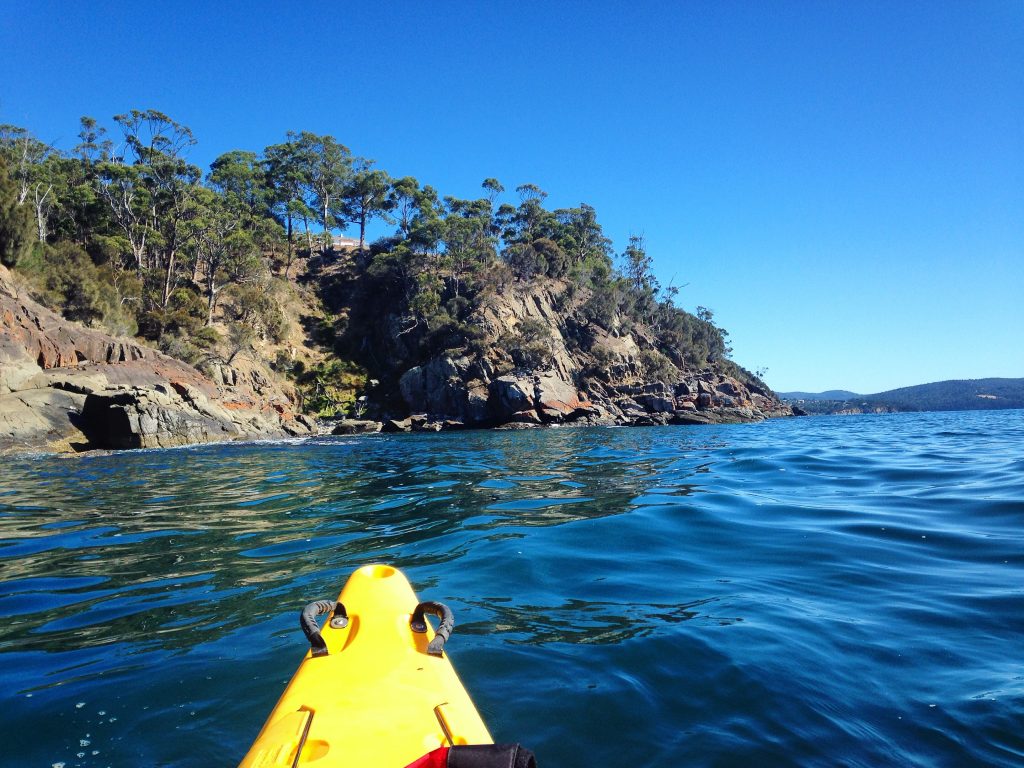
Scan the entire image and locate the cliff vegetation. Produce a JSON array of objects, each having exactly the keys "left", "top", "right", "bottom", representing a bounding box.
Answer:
[{"left": 1, "top": 111, "right": 789, "bottom": 451}]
